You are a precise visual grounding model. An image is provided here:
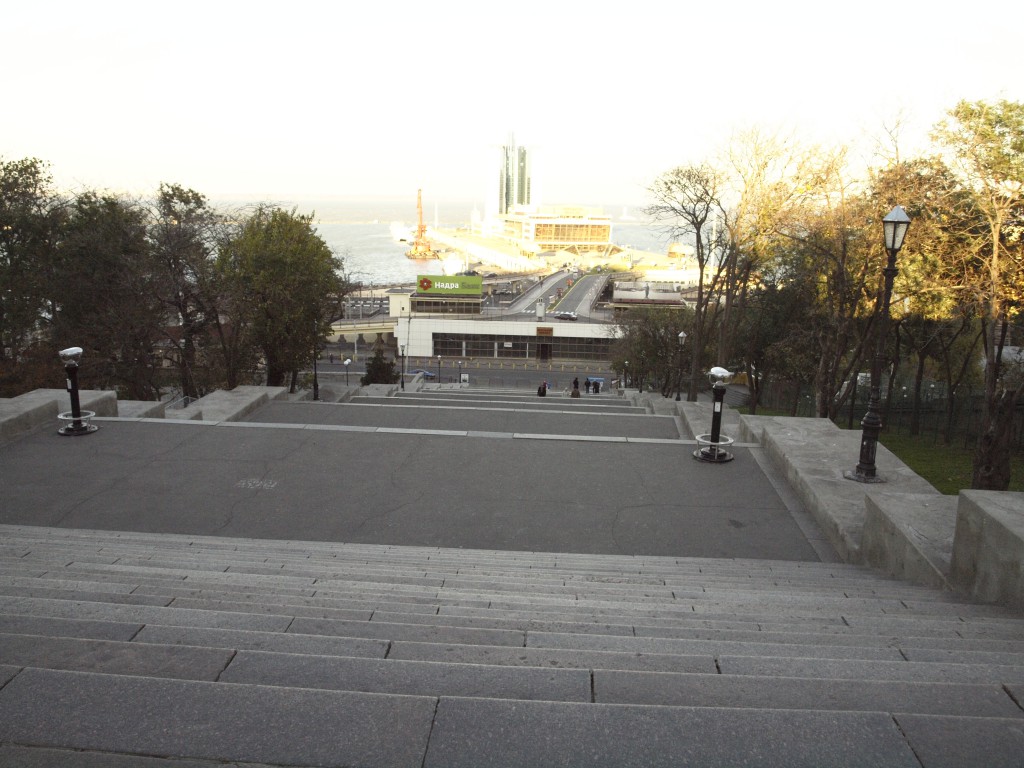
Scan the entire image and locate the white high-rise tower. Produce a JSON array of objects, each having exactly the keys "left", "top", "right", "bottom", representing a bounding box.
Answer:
[{"left": 497, "top": 133, "right": 531, "bottom": 215}]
